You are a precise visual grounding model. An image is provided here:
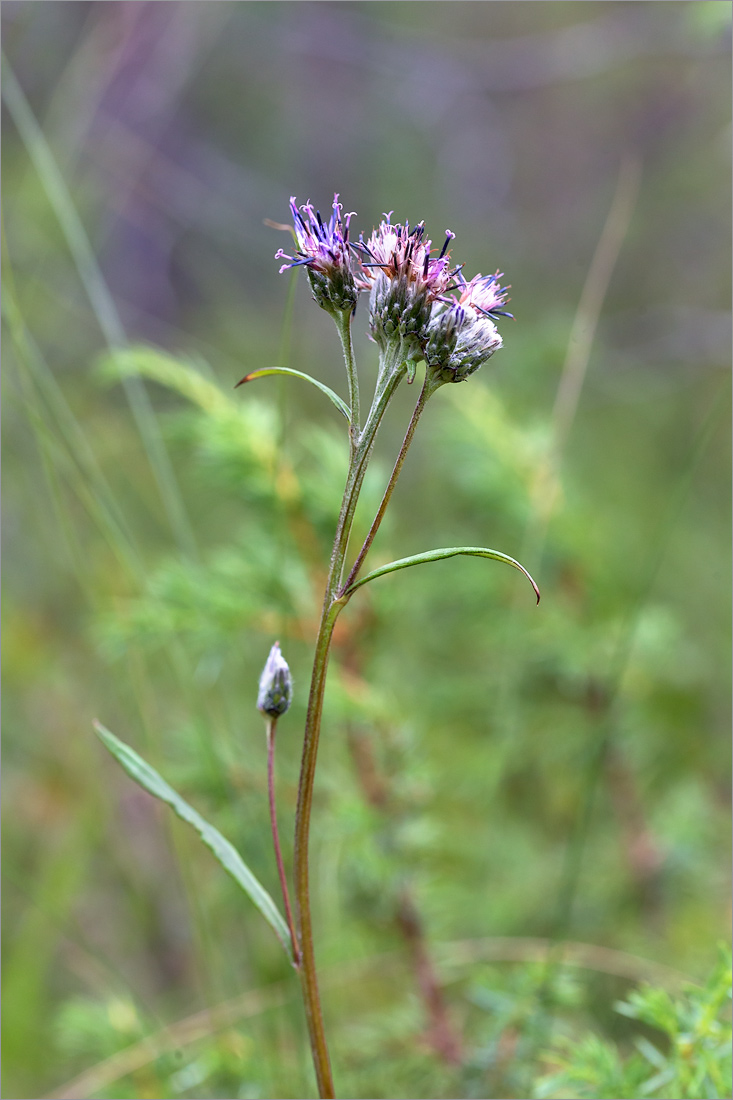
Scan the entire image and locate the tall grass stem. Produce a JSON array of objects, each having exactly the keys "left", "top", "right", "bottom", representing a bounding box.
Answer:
[{"left": 1, "top": 58, "right": 197, "bottom": 559}]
